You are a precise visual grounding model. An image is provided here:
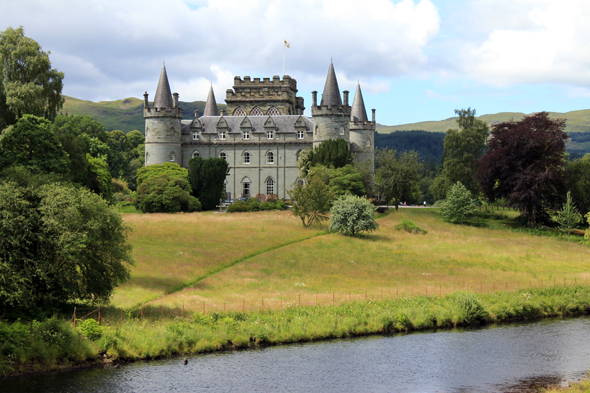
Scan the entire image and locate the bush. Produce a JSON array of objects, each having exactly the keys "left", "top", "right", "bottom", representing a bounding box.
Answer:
[
  {"left": 135, "top": 174, "right": 201, "bottom": 213},
  {"left": 440, "top": 181, "right": 475, "bottom": 224},
  {"left": 77, "top": 318, "right": 103, "bottom": 341},
  {"left": 395, "top": 219, "right": 427, "bottom": 234},
  {"left": 226, "top": 201, "right": 249, "bottom": 213},
  {"left": 328, "top": 195, "right": 379, "bottom": 236},
  {"left": 246, "top": 198, "right": 261, "bottom": 211}
]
